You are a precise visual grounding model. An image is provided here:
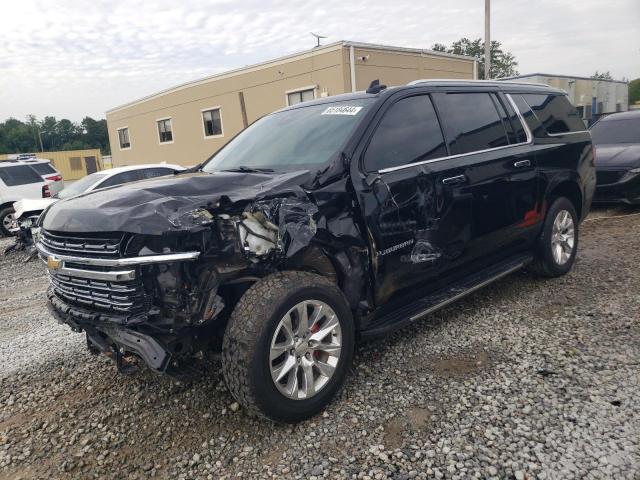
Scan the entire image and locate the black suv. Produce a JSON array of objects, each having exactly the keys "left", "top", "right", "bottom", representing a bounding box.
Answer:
[{"left": 38, "top": 80, "right": 595, "bottom": 422}]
